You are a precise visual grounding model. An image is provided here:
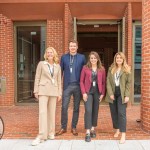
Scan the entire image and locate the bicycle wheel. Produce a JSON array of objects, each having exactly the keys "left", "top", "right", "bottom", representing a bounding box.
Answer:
[{"left": 0, "top": 116, "right": 4, "bottom": 139}]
